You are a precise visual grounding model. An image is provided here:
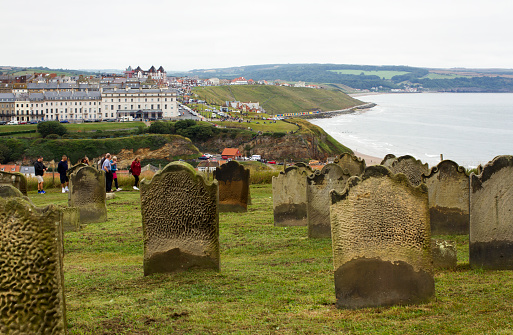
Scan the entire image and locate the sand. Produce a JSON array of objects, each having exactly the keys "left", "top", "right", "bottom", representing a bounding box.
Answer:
[{"left": 354, "top": 151, "right": 382, "bottom": 166}]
